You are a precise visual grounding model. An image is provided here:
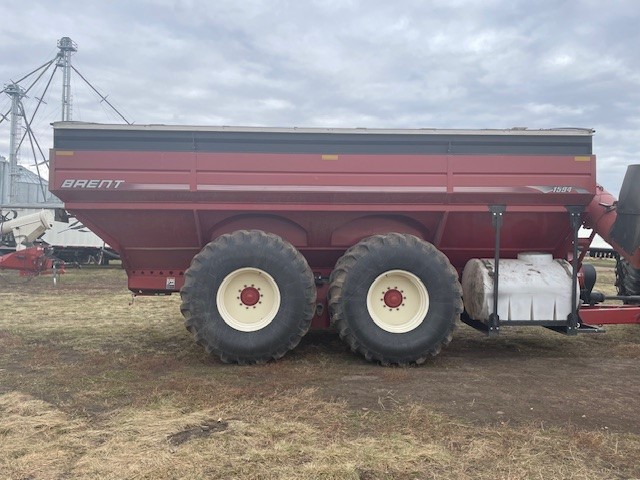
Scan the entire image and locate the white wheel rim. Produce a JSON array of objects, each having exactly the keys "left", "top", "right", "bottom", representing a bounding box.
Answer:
[
  {"left": 217, "top": 267, "right": 281, "bottom": 332},
  {"left": 366, "top": 269, "right": 429, "bottom": 333}
]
